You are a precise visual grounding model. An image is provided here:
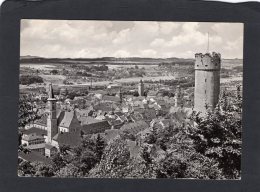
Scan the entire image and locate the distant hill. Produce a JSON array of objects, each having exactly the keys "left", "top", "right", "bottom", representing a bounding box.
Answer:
[{"left": 20, "top": 56, "right": 195, "bottom": 65}]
